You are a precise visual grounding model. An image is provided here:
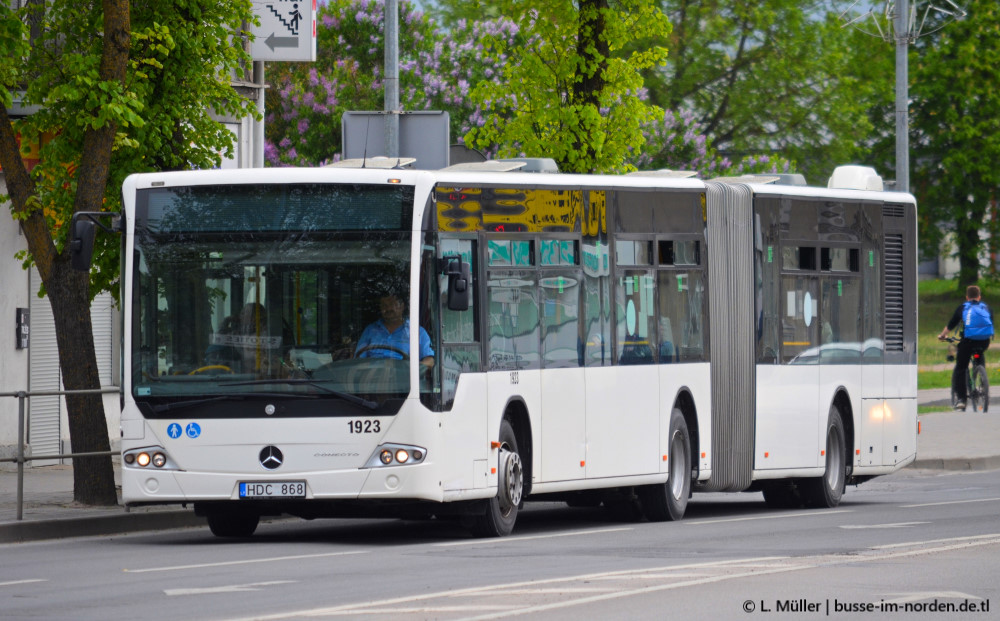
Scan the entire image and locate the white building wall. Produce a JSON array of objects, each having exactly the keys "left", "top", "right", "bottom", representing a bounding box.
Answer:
[
  {"left": 2, "top": 112, "right": 251, "bottom": 468},
  {"left": 0, "top": 181, "right": 31, "bottom": 463},
  {"left": 1, "top": 175, "right": 121, "bottom": 467}
]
